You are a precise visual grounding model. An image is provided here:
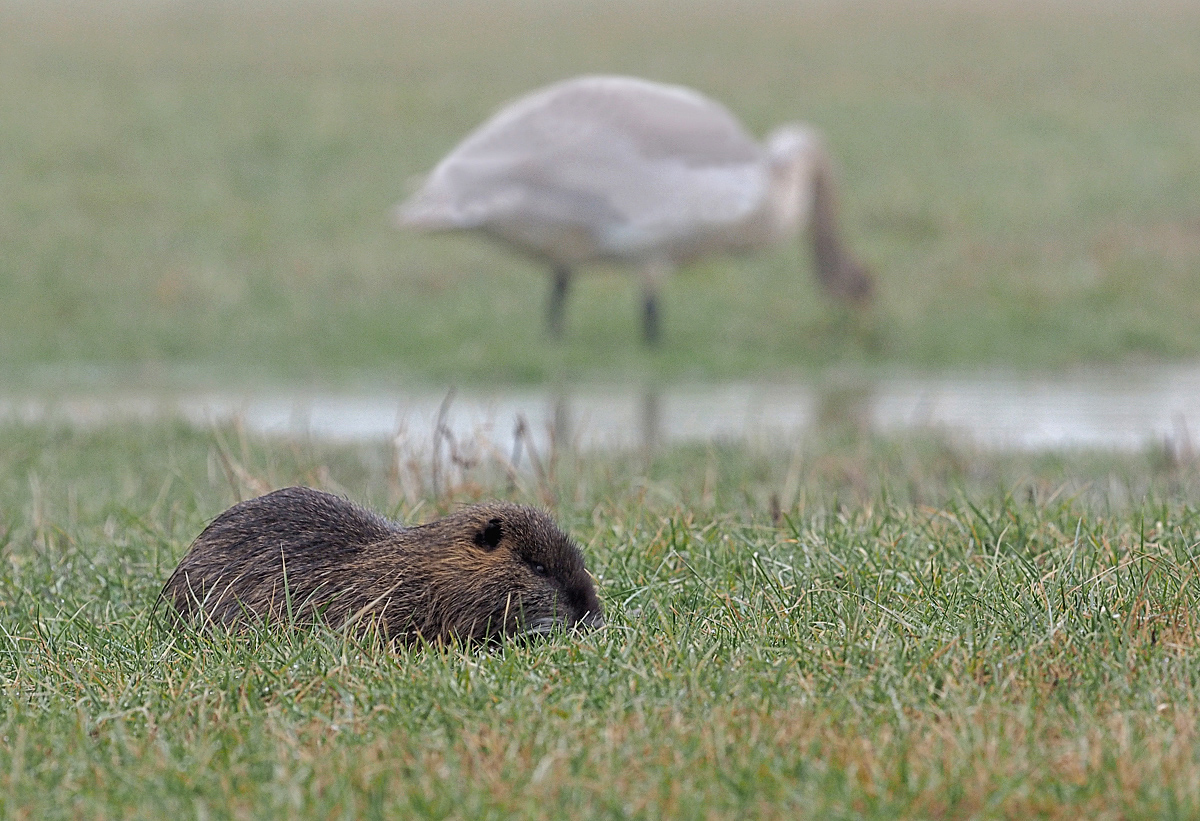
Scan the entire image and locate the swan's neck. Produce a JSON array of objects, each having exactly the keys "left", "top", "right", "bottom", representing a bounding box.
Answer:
[
  {"left": 762, "top": 127, "right": 819, "bottom": 243},
  {"left": 762, "top": 125, "right": 873, "bottom": 302}
]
